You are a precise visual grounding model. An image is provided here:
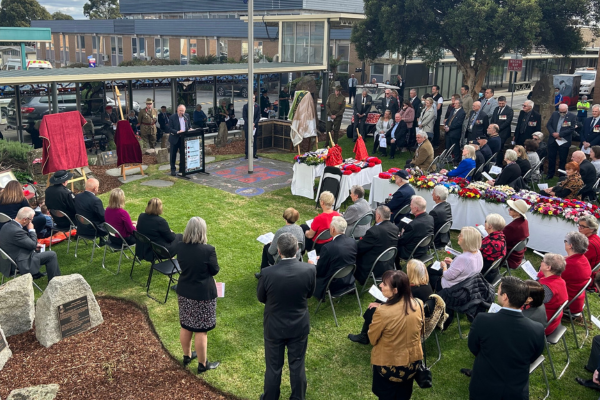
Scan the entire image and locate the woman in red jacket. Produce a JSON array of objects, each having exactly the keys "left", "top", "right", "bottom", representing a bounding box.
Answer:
[
  {"left": 577, "top": 215, "right": 600, "bottom": 274},
  {"left": 503, "top": 199, "right": 529, "bottom": 269},
  {"left": 537, "top": 253, "right": 568, "bottom": 336},
  {"left": 562, "top": 231, "right": 591, "bottom": 314}
]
